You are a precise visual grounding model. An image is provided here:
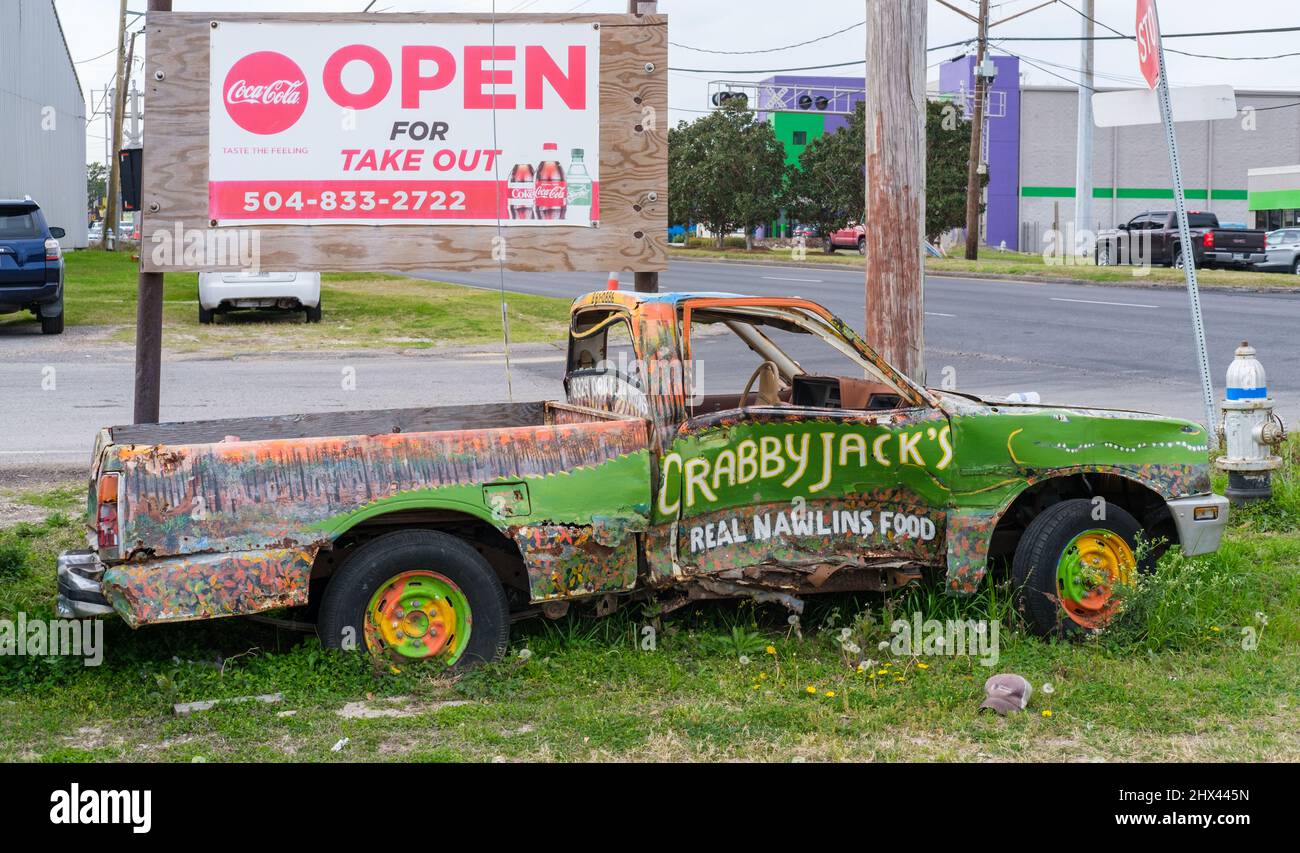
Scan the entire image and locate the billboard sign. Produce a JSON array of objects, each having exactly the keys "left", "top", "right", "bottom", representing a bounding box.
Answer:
[{"left": 208, "top": 22, "right": 600, "bottom": 227}]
